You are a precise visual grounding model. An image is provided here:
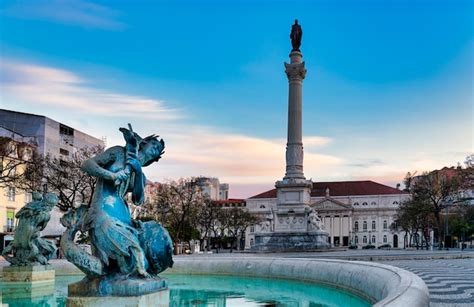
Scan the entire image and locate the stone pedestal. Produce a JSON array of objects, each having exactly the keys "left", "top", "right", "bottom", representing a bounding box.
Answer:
[
  {"left": 252, "top": 231, "right": 329, "bottom": 252},
  {"left": 67, "top": 289, "right": 170, "bottom": 307},
  {"left": 1, "top": 265, "right": 55, "bottom": 303},
  {"left": 2, "top": 265, "right": 55, "bottom": 282},
  {"left": 67, "top": 275, "right": 169, "bottom": 307}
]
